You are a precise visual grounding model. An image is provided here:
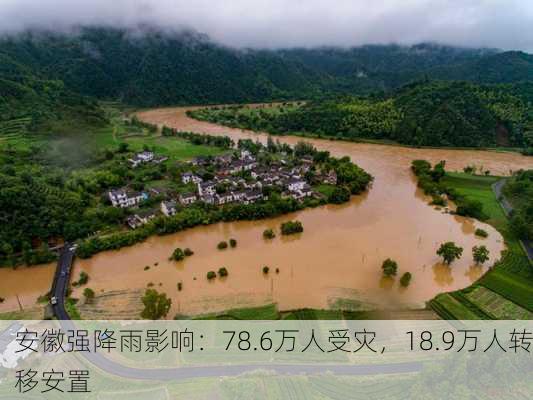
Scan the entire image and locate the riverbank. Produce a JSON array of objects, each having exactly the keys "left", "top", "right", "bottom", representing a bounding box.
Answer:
[
  {"left": 427, "top": 172, "right": 533, "bottom": 319},
  {"left": 64, "top": 106, "right": 529, "bottom": 318},
  {"left": 187, "top": 108, "right": 527, "bottom": 155}
]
